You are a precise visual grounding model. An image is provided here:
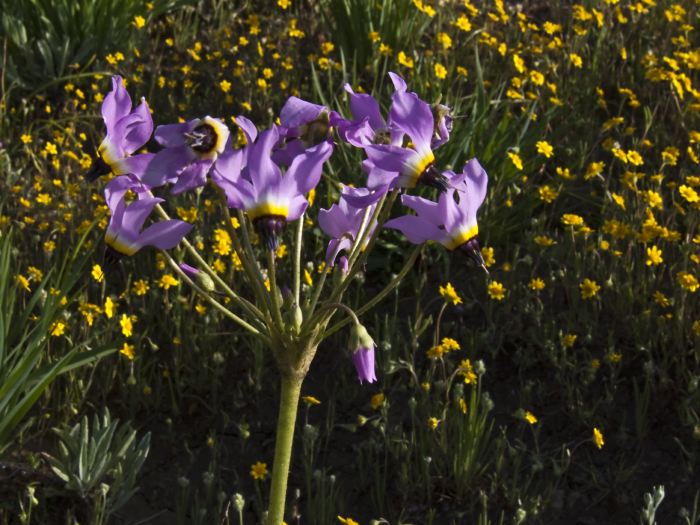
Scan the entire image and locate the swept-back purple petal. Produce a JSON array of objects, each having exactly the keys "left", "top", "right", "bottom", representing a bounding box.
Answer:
[
  {"left": 280, "top": 96, "right": 325, "bottom": 129},
  {"left": 121, "top": 197, "right": 163, "bottom": 235},
  {"left": 137, "top": 220, "right": 193, "bottom": 250},
  {"left": 461, "top": 158, "right": 488, "bottom": 212},
  {"left": 342, "top": 118, "right": 376, "bottom": 148},
  {"left": 115, "top": 152, "right": 155, "bottom": 177},
  {"left": 121, "top": 99, "right": 153, "bottom": 154},
  {"left": 401, "top": 194, "right": 443, "bottom": 225},
  {"left": 318, "top": 204, "right": 352, "bottom": 239},
  {"left": 271, "top": 138, "right": 306, "bottom": 167},
  {"left": 384, "top": 215, "right": 443, "bottom": 245},
  {"left": 140, "top": 146, "right": 192, "bottom": 187},
  {"left": 235, "top": 115, "right": 258, "bottom": 144},
  {"left": 286, "top": 195, "right": 309, "bottom": 221},
  {"left": 389, "top": 91, "right": 434, "bottom": 151},
  {"left": 365, "top": 144, "right": 414, "bottom": 174},
  {"left": 101, "top": 76, "right": 132, "bottom": 133},
  {"left": 286, "top": 140, "right": 333, "bottom": 195},
  {"left": 154, "top": 120, "right": 197, "bottom": 147},
  {"left": 170, "top": 159, "right": 211, "bottom": 194},
  {"left": 247, "top": 126, "right": 282, "bottom": 193},
  {"left": 342, "top": 185, "right": 388, "bottom": 208},
  {"left": 345, "top": 86, "right": 385, "bottom": 130},
  {"left": 388, "top": 72, "right": 407, "bottom": 92},
  {"left": 437, "top": 189, "right": 462, "bottom": 232},
  {"left": 326, "top": 237, "right": 353, "bottom": 267}
]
